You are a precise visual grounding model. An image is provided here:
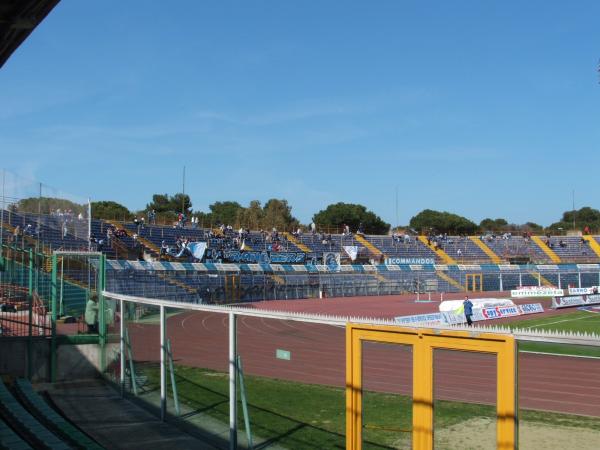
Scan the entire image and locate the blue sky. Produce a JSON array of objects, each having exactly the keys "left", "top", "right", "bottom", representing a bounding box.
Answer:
[{"left": 1, "top": 1, "right": 599, "bottom": 227}]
